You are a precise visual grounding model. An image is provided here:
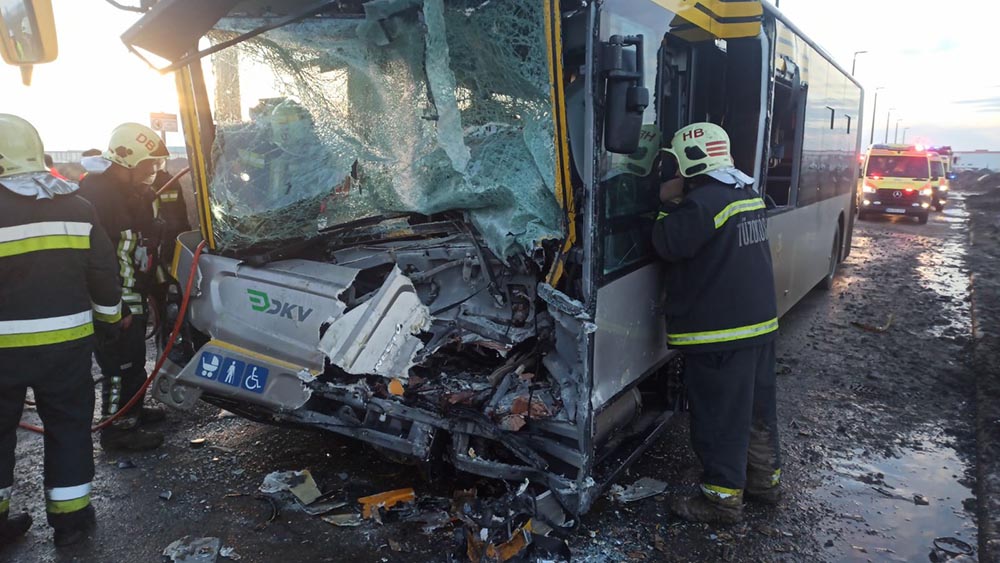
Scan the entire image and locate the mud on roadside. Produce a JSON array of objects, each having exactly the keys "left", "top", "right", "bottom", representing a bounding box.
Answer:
[{"left": 958, "top": 175, "right": 1000, "bottom": 562}]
